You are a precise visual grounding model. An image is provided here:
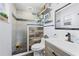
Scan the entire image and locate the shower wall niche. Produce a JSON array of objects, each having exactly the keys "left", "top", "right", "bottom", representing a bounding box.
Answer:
[{"left": 27, "top": 25, "right": 43, "bottom": 51}]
